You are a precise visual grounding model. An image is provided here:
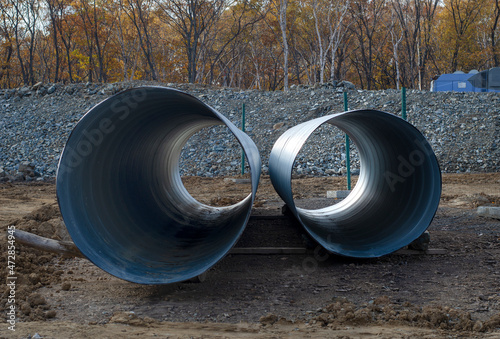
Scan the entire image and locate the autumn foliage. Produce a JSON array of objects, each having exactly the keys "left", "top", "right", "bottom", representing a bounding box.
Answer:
[{"left": 0, "top": 0, "right": 499, "bottom": 90}]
